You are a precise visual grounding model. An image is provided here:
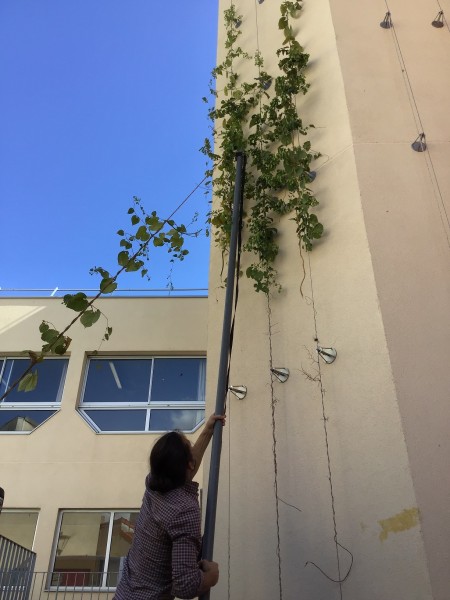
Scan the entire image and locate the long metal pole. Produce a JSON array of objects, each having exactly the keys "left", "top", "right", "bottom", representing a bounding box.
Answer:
[{"left": 200, "top": 152, "right": 246, "bottom": 599}]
